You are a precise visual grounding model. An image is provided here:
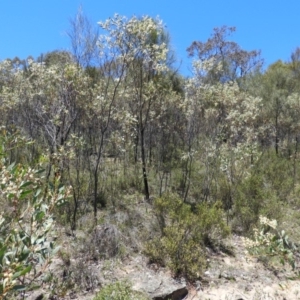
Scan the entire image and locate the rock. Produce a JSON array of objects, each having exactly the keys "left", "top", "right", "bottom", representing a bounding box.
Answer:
[
  {"left": 129, "top": 270, "right": 188, "bottom": 300},
  {"left": 27, "top": 291, "right": 44, "bottom": 300},
  {"left": 195, "top": 280, "right": 201, "bottom": 290},
  {"left": 152, "top": 286, "right": 188, "bottom": 300},
  {"left": 245, "top": 284, "right": 253, "bottom": 292}
]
